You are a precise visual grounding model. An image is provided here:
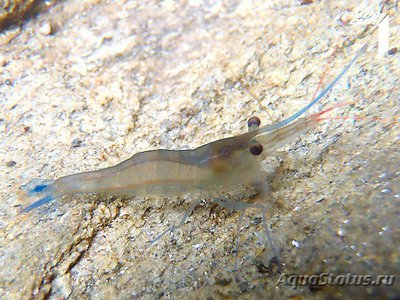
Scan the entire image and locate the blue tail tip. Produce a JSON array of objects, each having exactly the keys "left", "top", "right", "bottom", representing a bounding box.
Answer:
[
  {"left": 20, "top": 195, "right": 54, "bottom": 214},
  {"left": 31, "top": 184, "right": 48, "bottom": 193}
]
